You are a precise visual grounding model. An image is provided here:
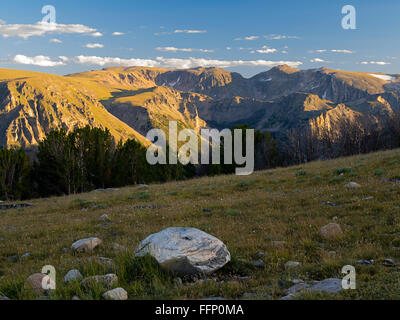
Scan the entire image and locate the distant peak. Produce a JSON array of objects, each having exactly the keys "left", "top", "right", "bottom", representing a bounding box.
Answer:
[{"left": 273, "top": 64, "right": 300, "bottom": 74}]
